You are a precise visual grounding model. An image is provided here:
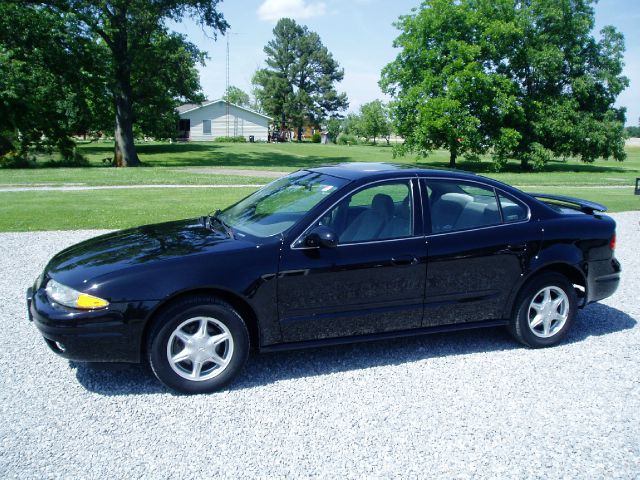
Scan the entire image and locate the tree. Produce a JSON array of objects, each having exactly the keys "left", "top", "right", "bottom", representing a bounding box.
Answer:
[
  {"left": 359, "top": 100, "right": 391, "bottom": 145},
  {"left": 19, "top": 0, "right": 228, "bottom": 167},
  {"left": 326, "top": 118, "right": 341, "bottom": 143},
  {"left": 0, "top": 4, "right": 109, "bottom": 165},
  {"left": 223, "top": 86, "right": 251, "bottom": 107},
  {"left": 624, "top": 119, "right": 640, "bottom": 138},
  {"left": 340, "top": 113, "right": 363, "bottom": 137},
  {"left": 381, "top": 0, "right": 628, "bottom": 170},
  {"left": 253, "top": 18, "right": 348, "bottom": 141}
]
